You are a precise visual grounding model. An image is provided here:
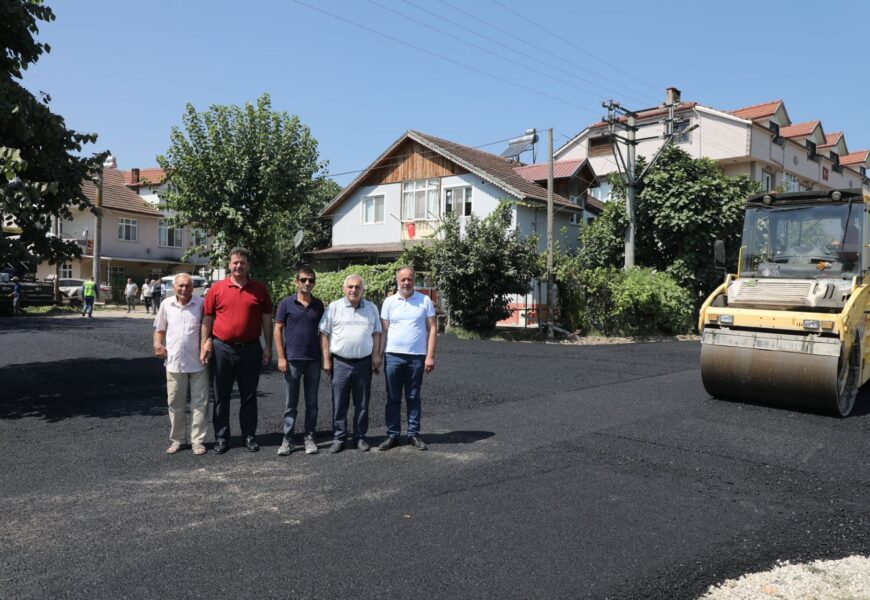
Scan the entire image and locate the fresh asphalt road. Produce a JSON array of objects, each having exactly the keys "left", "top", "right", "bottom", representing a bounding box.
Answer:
[{"left": 1, "top": 314, "right": 868, "bottom": 600}]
